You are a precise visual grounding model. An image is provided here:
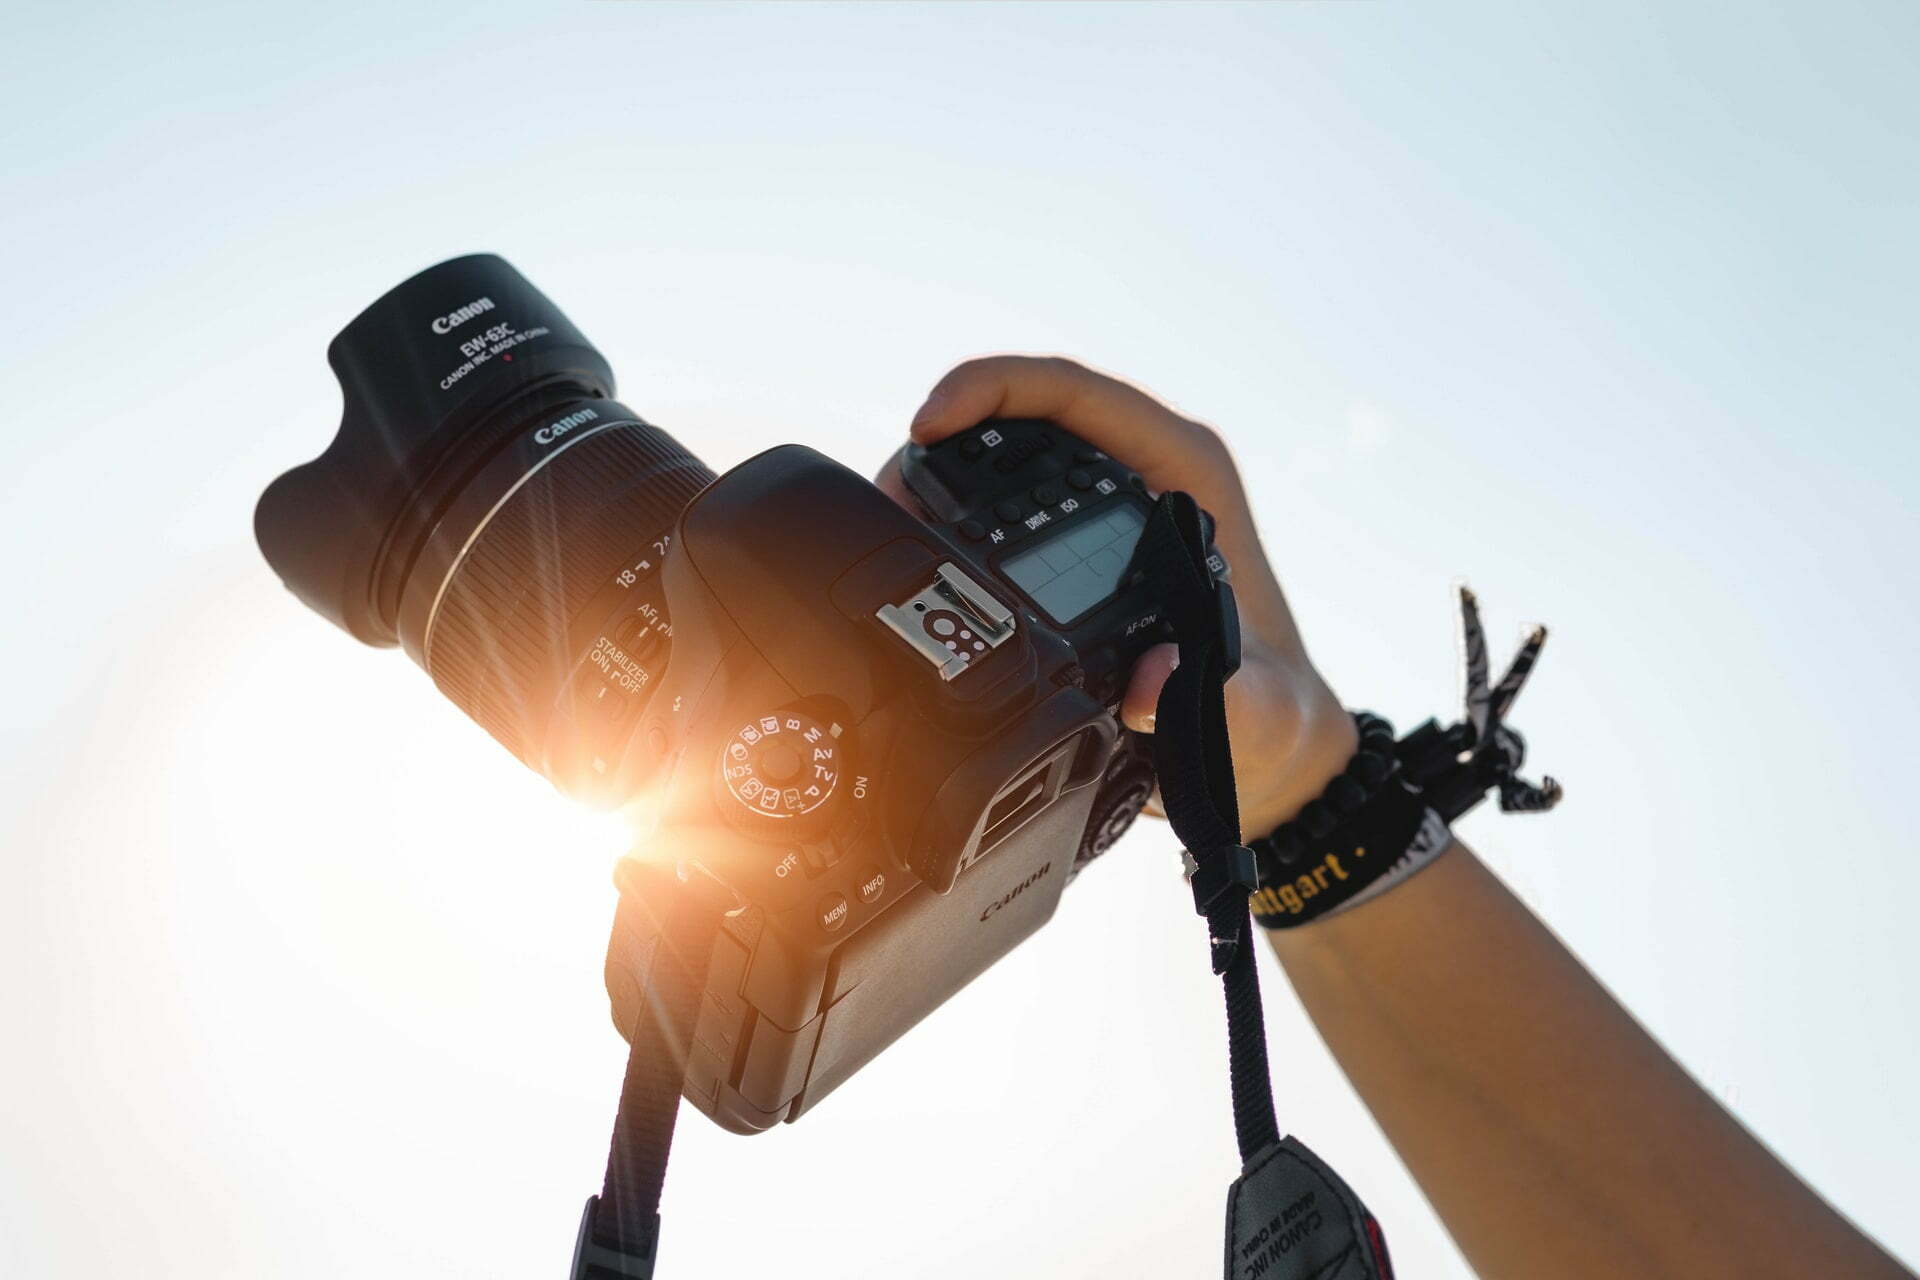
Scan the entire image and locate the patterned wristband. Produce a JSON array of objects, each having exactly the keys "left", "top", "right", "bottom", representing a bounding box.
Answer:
[{"left": 1247, "top": 712, "right": 1451, "bottom": 929}]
